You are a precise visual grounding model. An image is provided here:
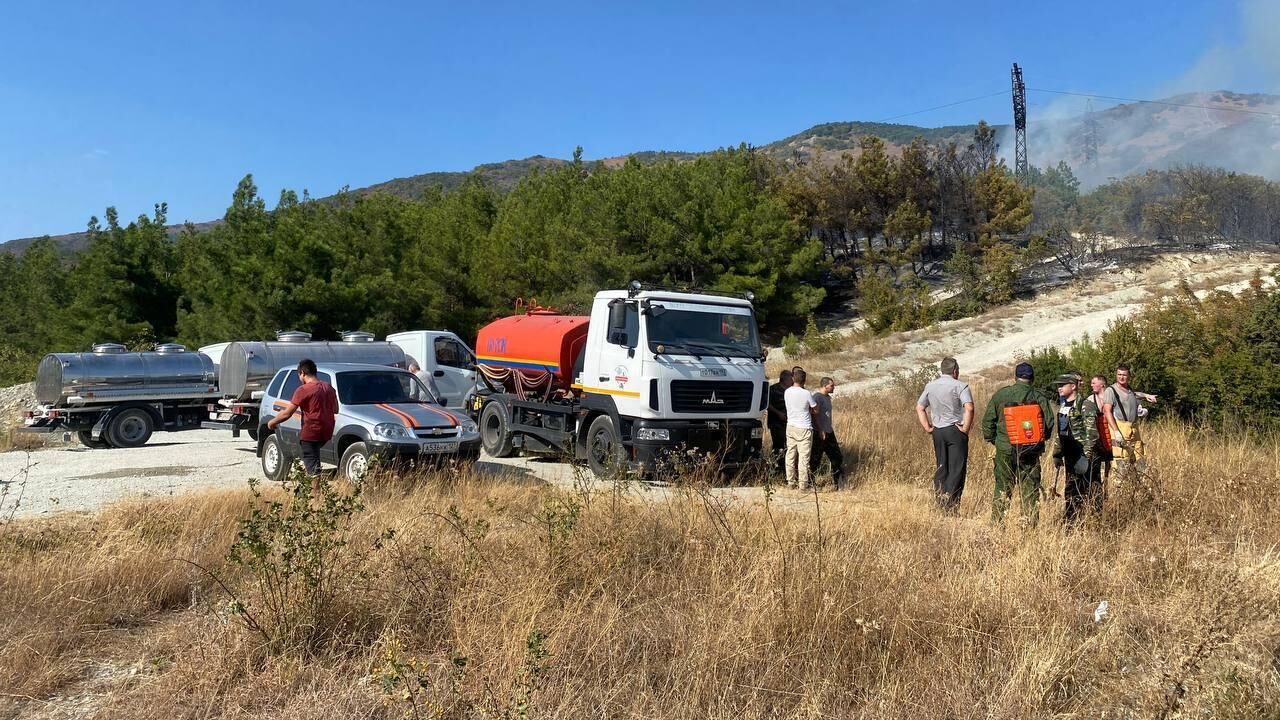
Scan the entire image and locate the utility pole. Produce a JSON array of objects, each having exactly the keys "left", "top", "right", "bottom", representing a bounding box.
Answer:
[
  {"left": 1083, "top": 98, "right": 1100, "bottom": 168},
  {"left": 1011, "top": 63, "right": 1028, "bottom": 180}
]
